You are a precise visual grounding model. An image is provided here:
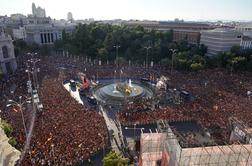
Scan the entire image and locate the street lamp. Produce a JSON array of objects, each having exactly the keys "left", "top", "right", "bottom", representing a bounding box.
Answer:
[
  {"left": 27, "top": 58, "right": 40, "bottom": 89},
  {"left": 25, "top": 68, "right": 33, "bottom": 94},
  {"left": 114, "top": 70, "right": 117, "bottom": 85},
  {"left": 51, "top": 143, "right": 55, "bottom": 164},
  {"left": 6, "top": 96, "right": 31, "bottom": 138},
  {"left": 27, "top": 52, "right": 38, "bottom": 59},
  {"left": 125, "top": 125, "right": 144, "bottom": 158},
  {"left": 170, "top": 49, "right": 177, "bottom": 75},
  {"left": 114, "top": 45, "right": 120, "bottom": 68},
  {"left": 125, "top": 125, "right": 145, "bottom": 140},
  {"left": 120, "top": 69, "right": 123, "bottom": 83},
  {"left": 144, "top": 46, "right": 151, "bottom": 69}
]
